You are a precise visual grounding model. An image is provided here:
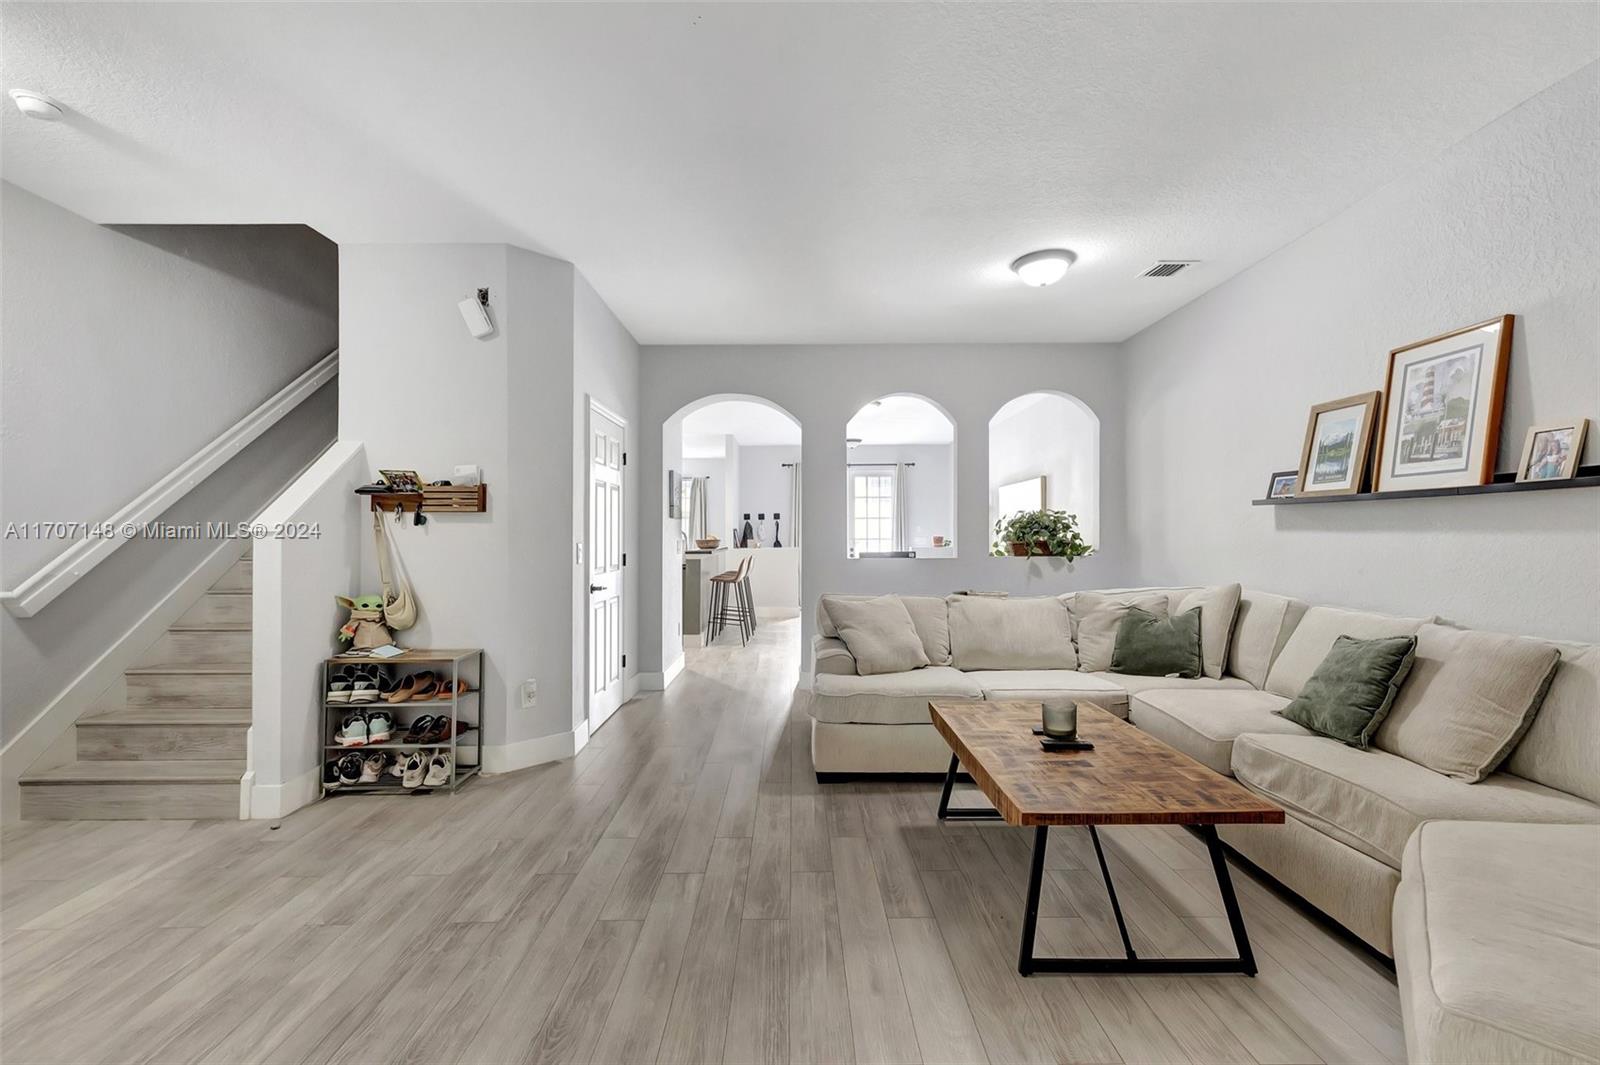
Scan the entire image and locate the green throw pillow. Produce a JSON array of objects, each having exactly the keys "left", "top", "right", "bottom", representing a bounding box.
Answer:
[
  {"left": 1276, "top": 634, "right": 1418, "bottom": 748},
  {"left": 1110, "top": 606, "right": 1202, "bottom": 679}
]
